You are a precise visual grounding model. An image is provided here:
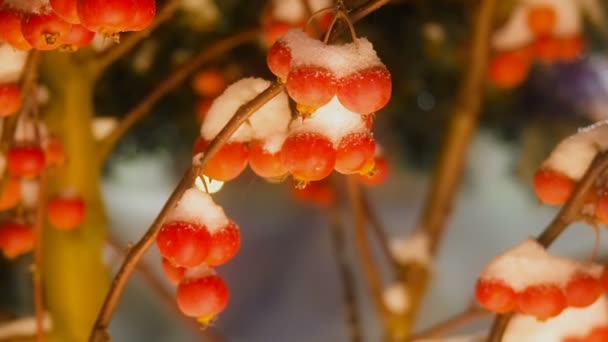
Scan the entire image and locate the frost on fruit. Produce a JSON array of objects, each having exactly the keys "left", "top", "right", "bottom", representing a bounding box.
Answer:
[
  {"left": 288, "top": 97, "right": 367, "bottom": 147},
  {"left": 280, "top": 29, "right": 385, "bottom": 79},
  {"left": 0, "top": 44, "right": 27, "bottom": 83},
  {"left": 479, "top": 239, "right": 602, "bottom": 292},
  {"left": 389, "top": 231, "right": 432, "bottom": 267},
  {"left": 200, "top": 78, "right": 291, "bottom": 152},
  {"left": 270, "top": 0, "right": 332, "bottom": 24},
  {"left": 166, "top": 187, "right": 229, "bottom": 234},
  {"left": 382, "top": 282, "right": 409, "bottom": 314},
  {"left": 503, "top": 295, "right": 608, "bottom": 342},
  {"left": 542, "top": 121, "right": 608, "bottom": 180}
]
